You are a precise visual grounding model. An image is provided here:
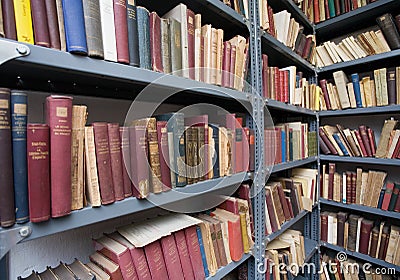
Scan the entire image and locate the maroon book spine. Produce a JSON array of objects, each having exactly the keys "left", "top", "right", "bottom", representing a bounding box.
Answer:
[
  {"left": 262, "top": 54, "right": 269, "bottom": 98},
  {"left": 267, "top": 6, "right": 276, "bottom": 37},
  {"left": 92, "top": 122, "right": 115, "bottom": 205},
  {"left": 120, "top": 127, "right": 133, "bottom": 198},
  {"left": 156, "top": 121, "right": 171, "bottom": 191},
  {"left": 46, "top": 95, "right": 73, "bottom": 218},
  {"left": 174, "top": 230, "right": 195, "bottom": 280},
  {"left": 351, "top": 172, "right": 357, "bottom": 204},
  {"left": 265, "top": 188, "right": 279, "bottom": 232},
  {"left": 30, "top": 0, "right": 51, "bottom": 47},
  {"left": 319, "top": 128, "right": 338, "bottom": 155},
  {"left": 187, "top": 9, "right": 195, "bottom": 80},
  {"left": 359, "top": 219, "right": 374, "bottom": 255},
  {"left": 160, "top": 235, "right": 185, "bottom": 280},
  {"left": 277, "top": 184, "right": 291, "bottom": 221},
  {"left": 319, "top": 79, "right": 332, "bottom": 110},
  {"left": 221, "top": 41, "right": 231, "bottom": 88},
  {"left": 2, "top": 0, "right": 17, "bottom": 39},
  {"left": 313, "top": 0, "right": 320, "bottom": 23},
  {"left": 394, "top": 195, "right": 400, "bottom": 212},
  {"left": 27, "top": 124, "right": 50, "bottom": 223},
  {"left": 107, "top": 123, "right": 124, "bottom": 201},
  {"left": 392, "top": 138, "right": 400, "bottom": 159},
  {"left": 184, "top": 226, "right": 206, "bottom": 280},
  {"left": 354, "top": 130, "right": 367, "bottom": 157},
  {"left": 0, "top": 88, "right": 15, "bottom": 227},
  {"left": 325, "top": 0, "right": 330, "bottom": 19},
  {"left": 113, "top": 0, "right": 129, "bottom": 64},
  {"left": 320, "top": 212, "right": 328, "bottom": 242},
  {"left": 328, "top": 163, "right": 335, "bottom": 200},
  {"left": 144, "top": 241, "right": 169, "bottom": 280},
  {"left": 301, "top": 37, "right": 312, "bottom": 59},
  {"left": 150, "top": 12, "right": 163, "bottom": 72},
  {"left": 274, "top": 67, "right": 280, "bottom": 101},
  {"left": 367, "top": 128, "right": 376, "bottom": 156},
  {"left": 242, "top": 127, "right": 250, "bottom": 172},
  {"left": 359, "top": 126, "right": 372, "bottom": 157},
  {"left": 229, "top": 45, "right": 236, "bottom": 89},
  {"left": 279, "top": 70, "right": 285, "bottom": 102},
  {"left": 45, "top": 0, "right": 61, "bottom": 49},
  {"left": 346, "top": 171, "right": 352, "bottom": 204},
  {"left": 283, "top": 70, "right": 289, "bottom": 103}
]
